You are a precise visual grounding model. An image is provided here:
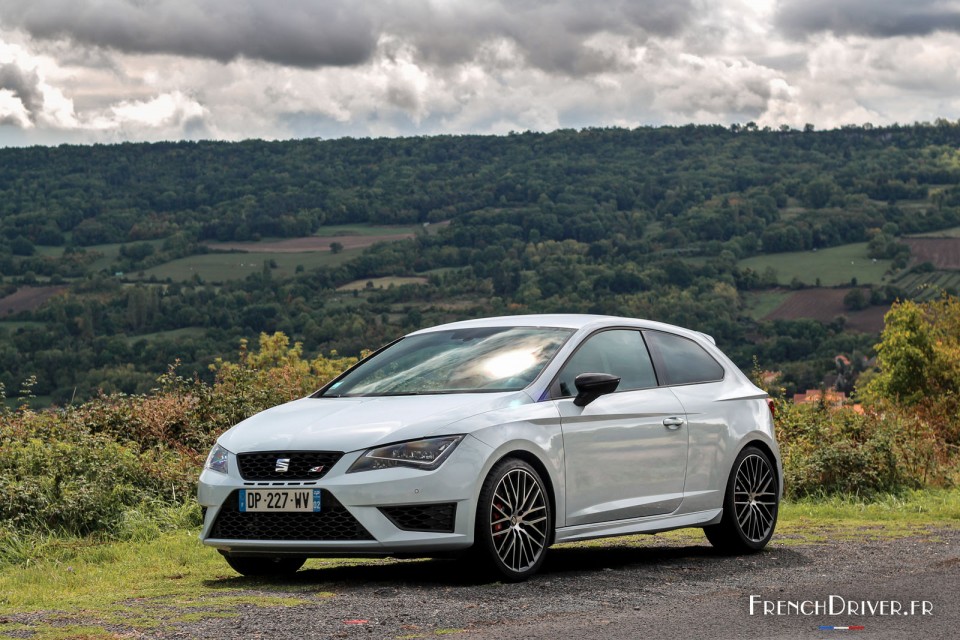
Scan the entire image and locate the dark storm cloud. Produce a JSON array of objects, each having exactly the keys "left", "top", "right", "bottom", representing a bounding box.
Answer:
[
  {"left": 399, "top": 0, "right": 697, "bottom": 75},
  {"left": 1, "top": 0, "right": 696, "bottom": 73},
  {"left": 776, "top": 0, "right": 960, "bottom": 38},
  {"left": 1, "top": 0, "right": 377, "bottom": 67},
  {"left": 0, "top": 62, "right": 43, "bottom": 123}
]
